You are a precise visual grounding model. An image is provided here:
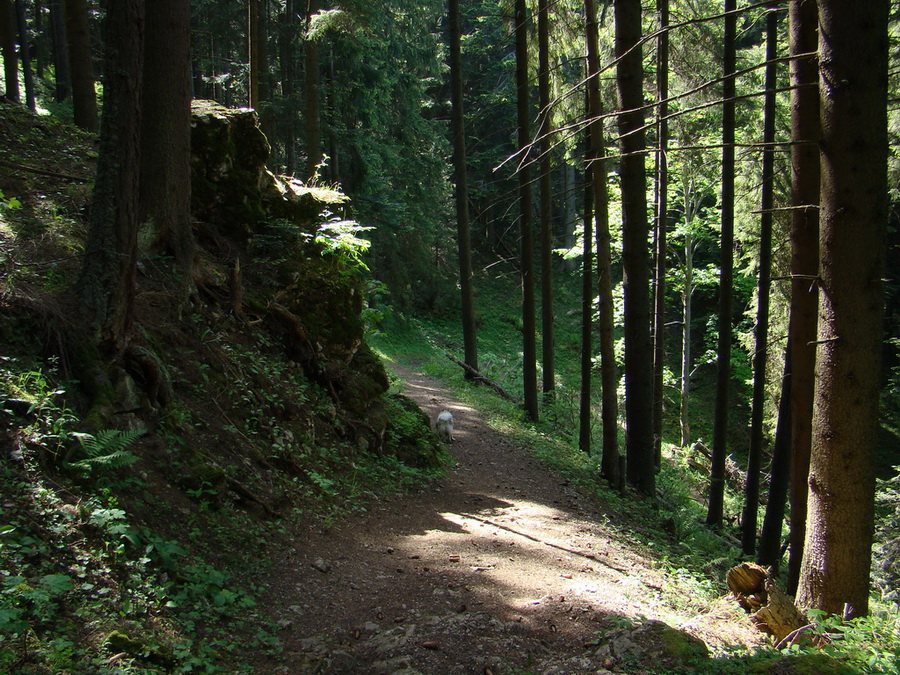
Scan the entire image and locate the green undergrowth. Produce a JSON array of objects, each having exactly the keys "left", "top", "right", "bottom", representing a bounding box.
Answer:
[{"left": 1, "top": 327, "right": 450, "bottom": 672}]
